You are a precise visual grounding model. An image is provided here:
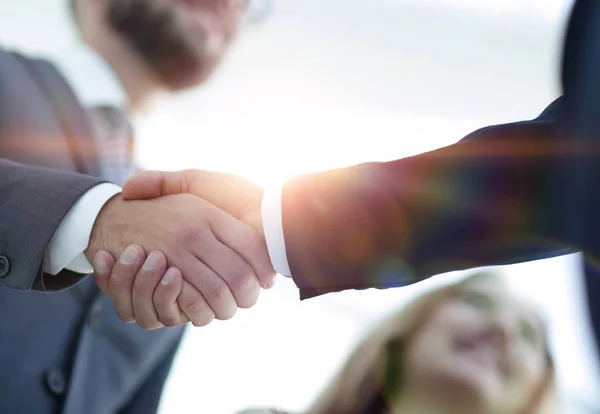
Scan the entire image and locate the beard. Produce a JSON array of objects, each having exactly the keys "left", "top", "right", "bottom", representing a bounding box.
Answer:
[{"left": 107, "top": 0, "right": 226, "bottom": 90}]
